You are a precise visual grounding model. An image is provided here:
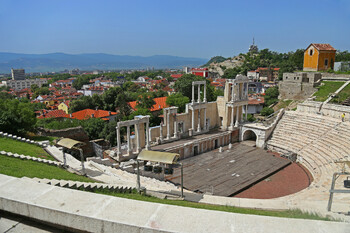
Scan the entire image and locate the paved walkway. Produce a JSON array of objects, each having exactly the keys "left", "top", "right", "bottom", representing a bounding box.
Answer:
[
  {"left": 45, "top": 145, "right": 178, "bottom": 191},
  {"left": 1, "top": 174, "right": 349, "bottom": 233}
]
